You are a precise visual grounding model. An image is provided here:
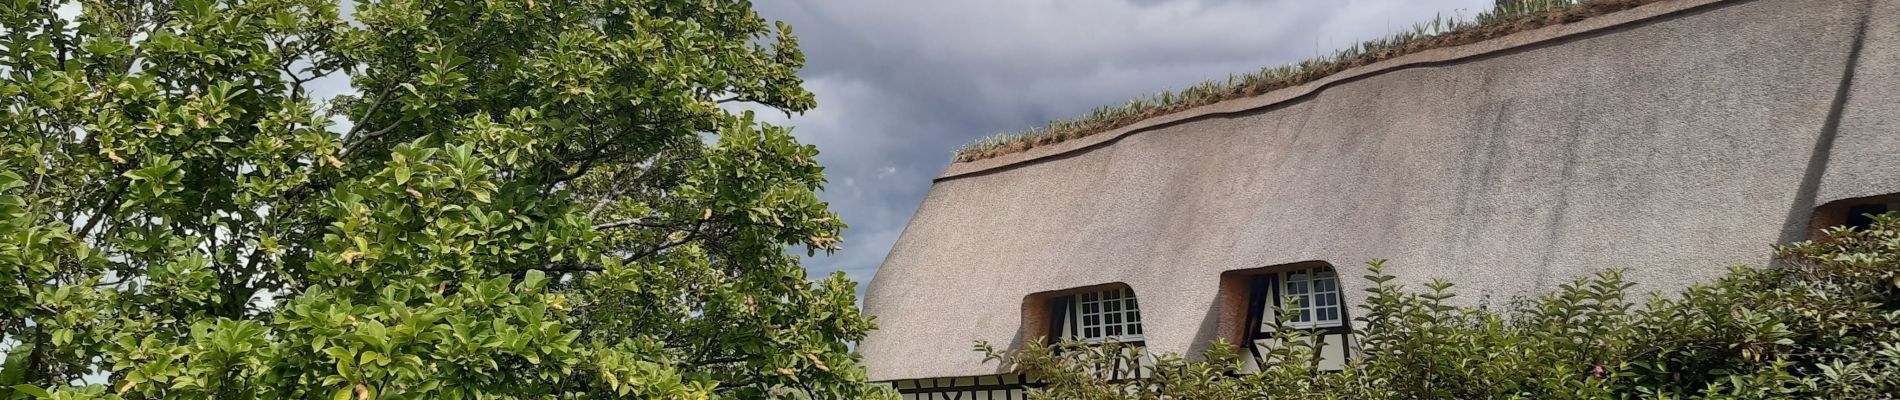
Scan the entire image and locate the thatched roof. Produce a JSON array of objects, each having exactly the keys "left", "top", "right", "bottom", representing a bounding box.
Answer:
[
  {"left": 954, "top": 0, "right": 1679, "bottom": 163},
  {"left": 860, "top": 0, "right": 1900, "bottom": 382}
]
